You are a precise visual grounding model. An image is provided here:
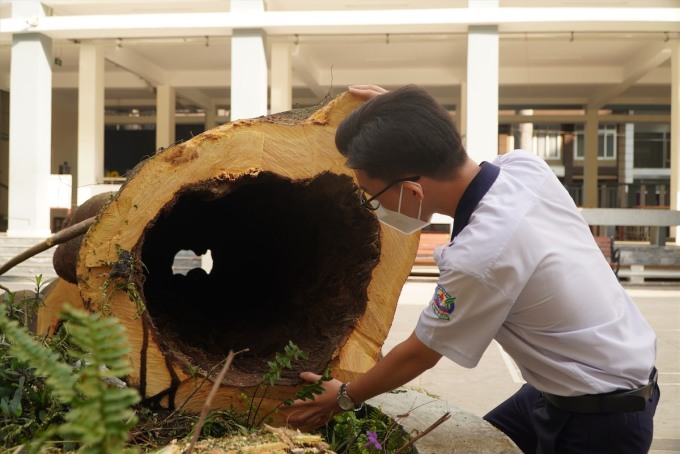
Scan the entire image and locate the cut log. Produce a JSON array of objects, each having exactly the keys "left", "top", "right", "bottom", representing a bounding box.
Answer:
[
  {"left": 36, "top": 278, "right": 85, "bottom": 336},
  {"left": 71, "top": 92, "right": 419, "bottom": 423},
  {"left": 53, "top": 191, "right": 116, "bottom": 284}
]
